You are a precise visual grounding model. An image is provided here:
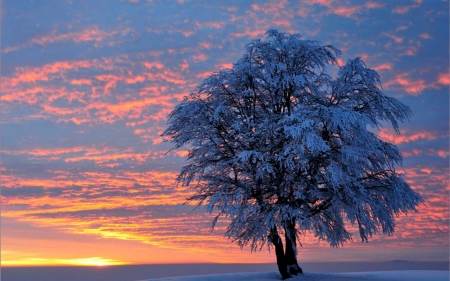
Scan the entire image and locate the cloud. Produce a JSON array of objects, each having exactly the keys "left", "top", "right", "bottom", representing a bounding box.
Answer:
[
  {"left": 392, "top": 0, "right": 422, "bottom": 14},
  {"left": 377, "top": 128, "right": 446, "bottom": 145},
  {"left": 402, "top": 148, "right": 449, "bottom": 158},
  {"left": 215, "top": 62, "right": 233, "bottom": 69},
  {"left": 3, "top": 27, "right": 136, "bottom": 54},
  {"left": 419, "top": 33, "right": 431, "bottom": 39},
  {"left": 5, "top": 59, "right": 112, "bottom": 87},
  {"left": 192, "top": 53, "right": 207, "bottom": 62},
  {"left": 304, "top": 0, "right": 384, "bottom": 18},
  {"left": 382, "top": 32, "right": 404, "bottom": 44},
  {"left": 384, "top": 72, "right": 446, "bottom": 95},
  {"left": 437, "top": 73, "right": 450, "bottom": 85},
  {"left": 1, "top": 54, "right": 190, "bottom": 127},
  {"left": 195, "top": 21, "right": 225, "bottom": 29},
  {"left": 373, "top": 63, "right": 392, "bottom": 72},
  {"left": 231, "top": 0, "right": 294, "bottom": 38}
]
